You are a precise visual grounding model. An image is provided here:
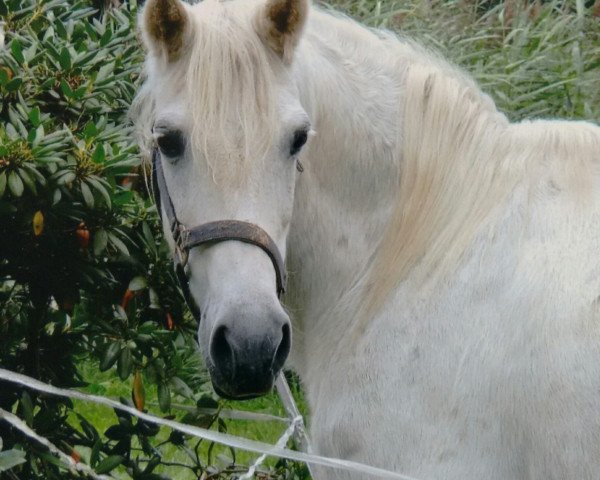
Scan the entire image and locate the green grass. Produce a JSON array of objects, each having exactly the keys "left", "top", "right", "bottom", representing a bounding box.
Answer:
[
  {"left": 327, "top": 0, "right": 600, "bottom": 121},
  {"left": 72, "top": 361, "right": 308, "bottom": 479}
]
